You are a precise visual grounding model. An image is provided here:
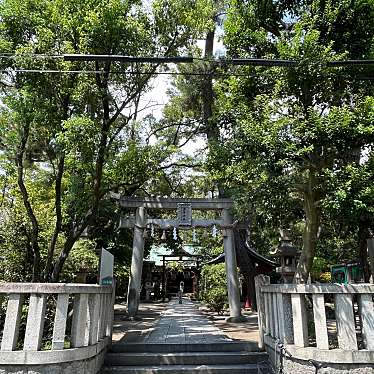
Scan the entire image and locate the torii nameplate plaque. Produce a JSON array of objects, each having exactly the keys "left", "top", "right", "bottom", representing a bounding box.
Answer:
[{"left": 177, "top": 203, "right": 192, "bottom": 226}]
